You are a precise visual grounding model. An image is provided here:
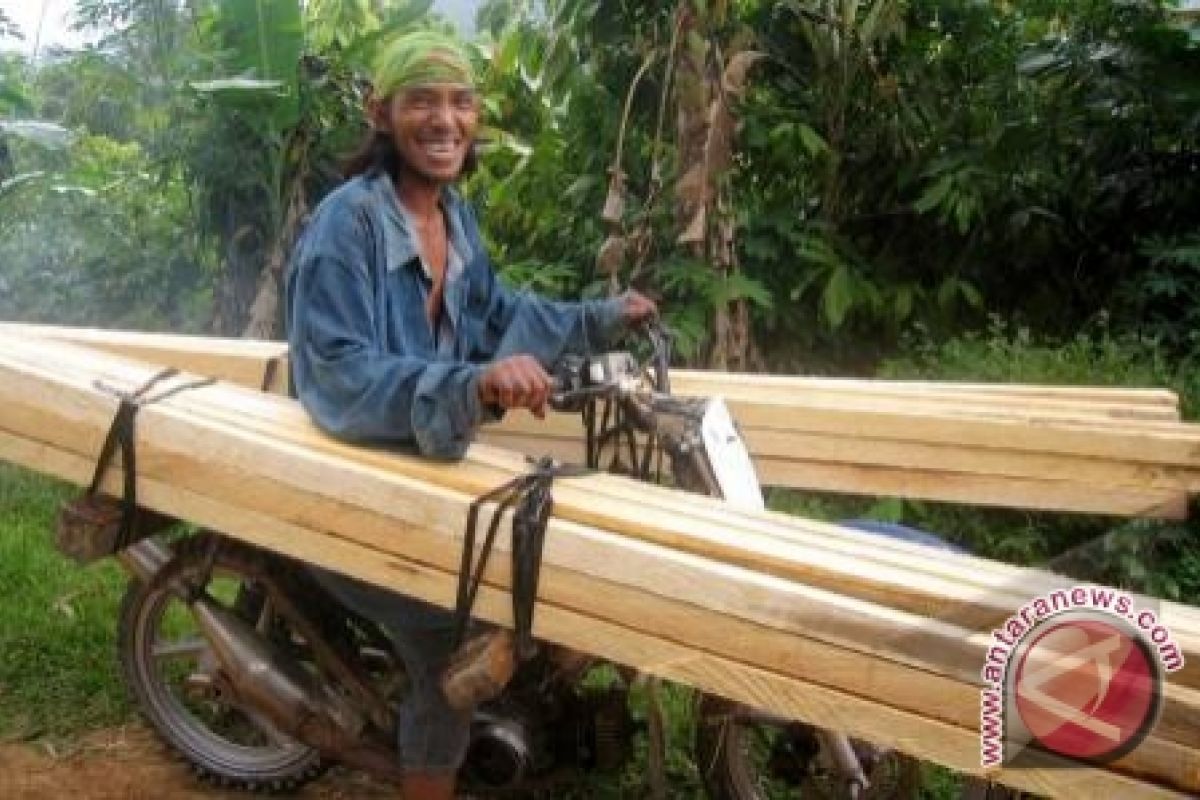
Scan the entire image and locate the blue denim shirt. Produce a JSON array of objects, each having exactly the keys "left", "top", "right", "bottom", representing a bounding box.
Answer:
[{"left": 285, "top": 171, "right": 625, "bottom": 459}]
